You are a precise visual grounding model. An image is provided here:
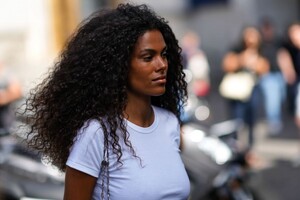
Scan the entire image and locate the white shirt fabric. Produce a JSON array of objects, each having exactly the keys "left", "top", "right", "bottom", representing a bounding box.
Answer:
[{"left": 66, "top": 106, "right": 190, "bottom": 200}]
